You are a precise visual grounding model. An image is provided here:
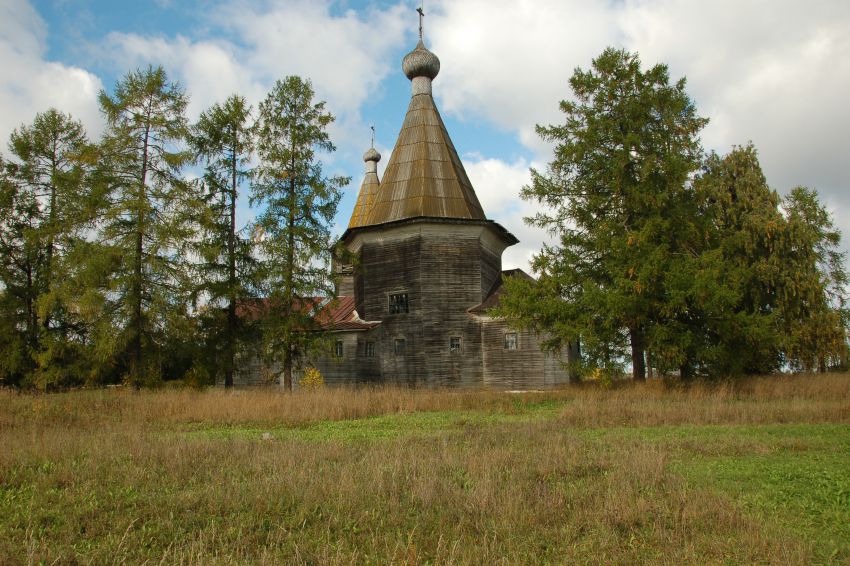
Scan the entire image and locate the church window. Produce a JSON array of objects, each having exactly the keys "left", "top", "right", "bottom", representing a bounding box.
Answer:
[
  {"left": 388, "top": 293, "right": 409, "bottom": 314},
  {"left": 449, "top": 336, "right": 462, "bottom": 353},
  {"left": 365, "top": 341, "right": 375, "bottom": 358},
  {"left": 504, "top": 332, "right": 518, "bottom": 350},
  {"left": 334, "top": 340, "right": 344, "bottom": 358},
  {"left": 394, "top": 338, "right": 406, "bottom": 355}
]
